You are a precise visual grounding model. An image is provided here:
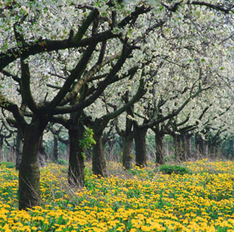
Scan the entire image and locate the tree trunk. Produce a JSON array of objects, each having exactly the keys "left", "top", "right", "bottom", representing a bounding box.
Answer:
[
  {"left": 155, "top": 131, "right": 164, "bottom": 165},
  {"left": 134, "top": 125, "right": 147, "bottom": 167},
  {"left": 184, "top": 133, "right": 192, "bottom": 159},
  {"left": 173, "top": 134, "right": 182, "bottom": 162},
  {"left": 179, "top": 134, "right": 186, "bottom": 162},
  {"left": 53, "top": 135, "right": 59, "bottom": 162},
  {"left": 68, "top": 123, "right": 85, "bottom": 187},
  {"left": 38, "top": 139, "right": 47, "bottom": 167},
  {"left": 0, "top": 136, "right": 3, "bottom": 162},
  {"left": 66, "top": 142, "right": 70, "bottom": 159},
  {"left": 92, "top": 132, "right": 107, "bottom": 177},
  {"left": 16, "top": 130, "right": 23, "bottom": 170},
  {"left": 18, "top": 122, "right": 44, "bottom": 210},
  {"left": 122, "top": 133, "right": 133, "bottom": 169},
  {"left": 195, "top": 134, "right": 205, "bottom": 157}
]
